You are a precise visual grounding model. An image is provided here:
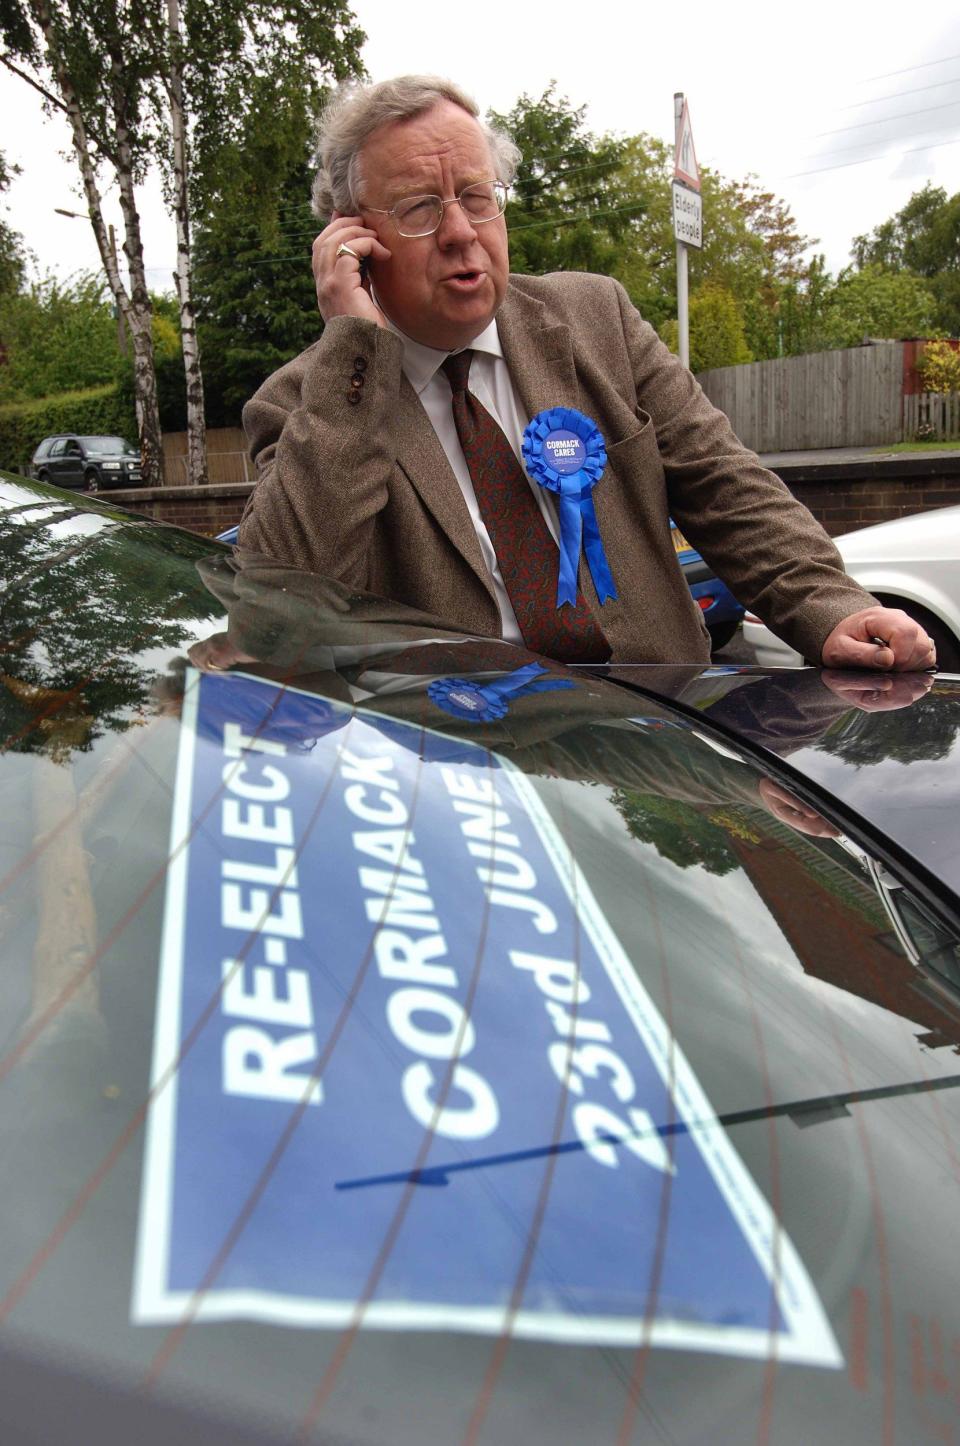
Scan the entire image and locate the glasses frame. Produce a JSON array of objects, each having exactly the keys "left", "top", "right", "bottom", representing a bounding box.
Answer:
[{"left": 361, "top": 180, "right": 509, "bottom": 238}]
